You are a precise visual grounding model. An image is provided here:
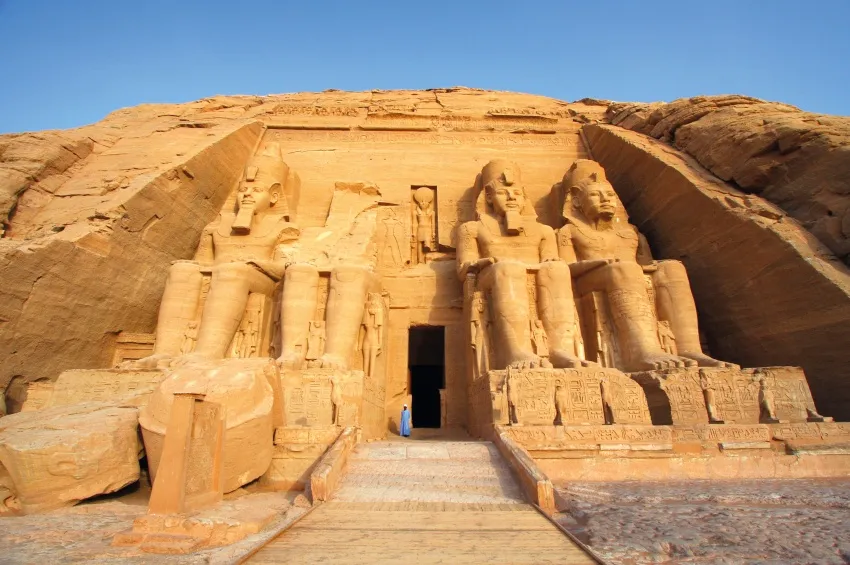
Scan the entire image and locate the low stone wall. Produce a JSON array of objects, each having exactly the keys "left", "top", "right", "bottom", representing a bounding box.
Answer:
[
  {"left": 309, "top": 427, "right": 358, "bottom": 503},
  {"left": 493, "top": 426, "right": 555, "bottom": 515}
]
